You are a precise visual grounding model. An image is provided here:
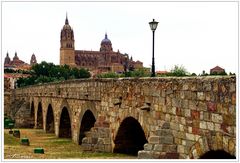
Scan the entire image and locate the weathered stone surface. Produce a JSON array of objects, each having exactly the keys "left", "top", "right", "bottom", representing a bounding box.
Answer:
[
  {"left": 144, "top": 143, "right": 153, "bottom": 151},
  {"left": 138, "top": 151, "right": 153, "bottom": 159},
  {"left": 156, "top": 129, "right": 172, "bottom": 136},
  {"left": 211, "top": 113, "right": 223, "bottom": 123},
  {"left": 148, "top": 136, "right": 160, "bottom": 144},
  {"left": 186, "top": 133, "right": 195, "bottom": 141},
  {"left": 199, "top": 121, "right": 207, "bottom": 129},
  {"left": 207, "top": 102, "right": 217, "bottom": 112},
  {"left": 197, "top": 92, "right": 205, "bottom": 101},
  {"left": 153, "top": 144, "right": 163, "bottom": 152},
  {"left": 159, "top": 136, "right": 174, "bottom": 144},
  {"left": 9, "top": 77, "right": 235, "bottom": 159}
]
